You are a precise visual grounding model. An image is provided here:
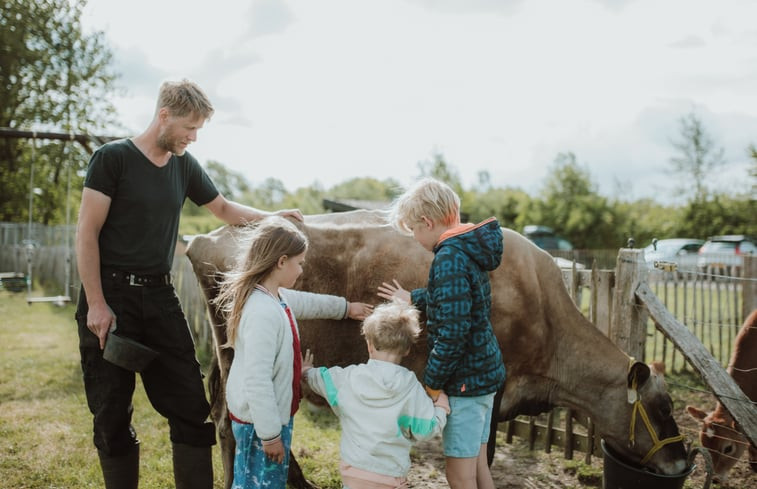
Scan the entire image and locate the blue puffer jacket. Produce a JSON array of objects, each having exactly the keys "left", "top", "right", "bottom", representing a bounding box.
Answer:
[{"left": 411, "top": 217, "right": 506, "bottom": 397}]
